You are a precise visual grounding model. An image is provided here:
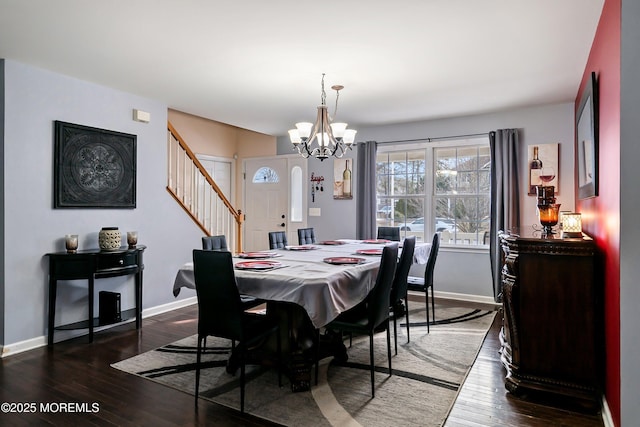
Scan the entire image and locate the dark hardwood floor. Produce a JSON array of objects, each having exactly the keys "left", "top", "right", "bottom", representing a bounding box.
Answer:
[
  {"left": 442, "top": 300, "right": 605, "bottom": 427},
  {"left": 0, "top": 300, "right": 605, "bottom": 426}
]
